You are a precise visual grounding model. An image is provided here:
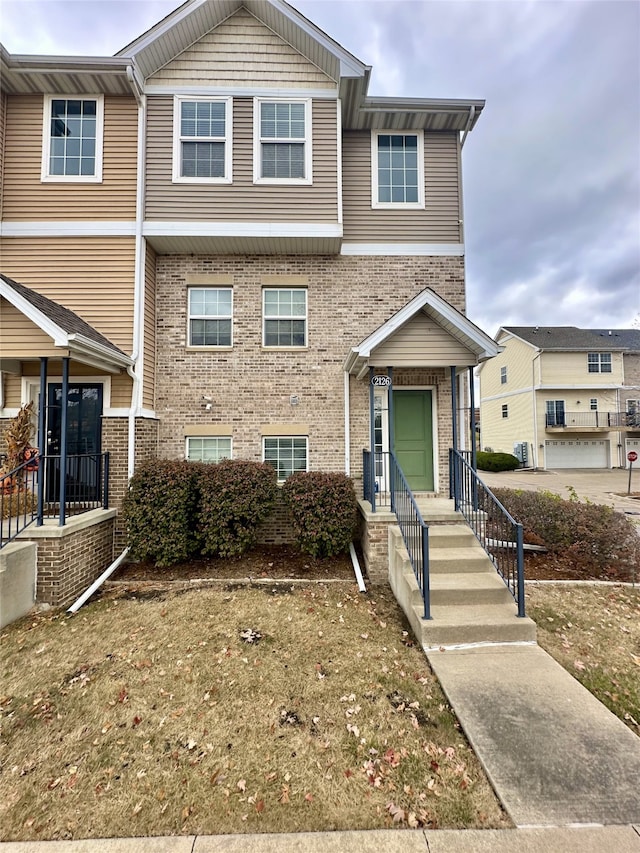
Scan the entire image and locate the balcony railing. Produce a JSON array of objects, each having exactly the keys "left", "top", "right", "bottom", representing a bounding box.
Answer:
[
  {"left": 1, "top": 452, "right": 110, "bottom": 548},
  {"left": 546, "top": 411, "right": 640, "bottom": 429}
]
